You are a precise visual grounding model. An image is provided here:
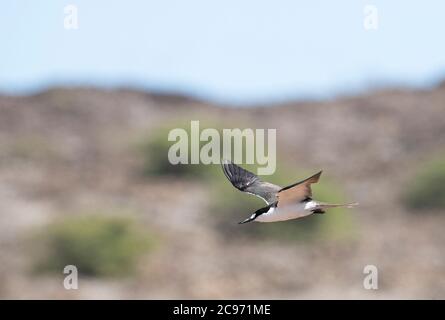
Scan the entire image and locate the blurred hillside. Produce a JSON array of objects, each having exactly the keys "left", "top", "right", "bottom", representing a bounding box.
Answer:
[{"left": 0, "top": 85, "right": 444, "bottom": 299}]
